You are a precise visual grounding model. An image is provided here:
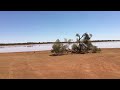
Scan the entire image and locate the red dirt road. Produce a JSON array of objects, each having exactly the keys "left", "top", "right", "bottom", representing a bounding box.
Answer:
[{"left": 0, "top": 48, "right": 120, "bottom": 79}]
